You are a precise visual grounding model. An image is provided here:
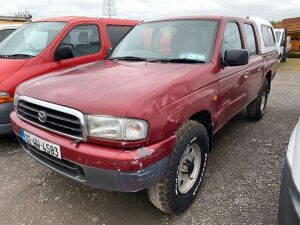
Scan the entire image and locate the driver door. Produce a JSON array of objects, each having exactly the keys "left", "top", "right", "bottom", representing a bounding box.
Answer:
[
  {"left": 216, "top": 21, "right": 249, "bottom": 130},
  {"left": 51, "top": 23, "right": 106, "bottom": 71}
]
